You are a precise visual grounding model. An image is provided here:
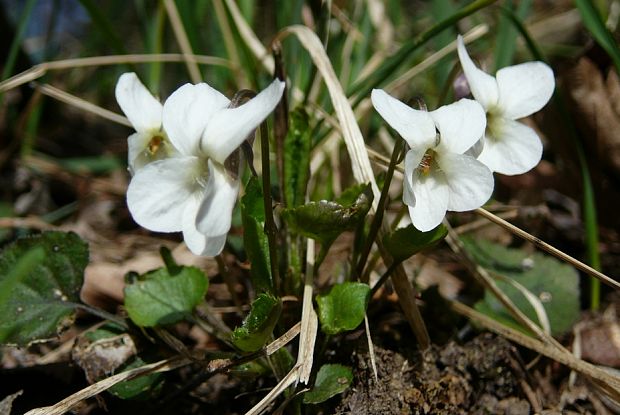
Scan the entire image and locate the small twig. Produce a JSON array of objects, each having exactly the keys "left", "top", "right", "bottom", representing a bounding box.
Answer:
[
  {"left": 451, "top": 301, "right": 620, "bottom": 401},
  {"left": 33, "top": 82, "right": 131, "bottom": 127},
  {"left": 0, "top": 54, "right": 232, "bottom": 93},
  {"left": 443, "top": 221, "right": 563, "bottom": 350},
  {"left": 475, "top": 207, "right": 620, "bottom": 290}
]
